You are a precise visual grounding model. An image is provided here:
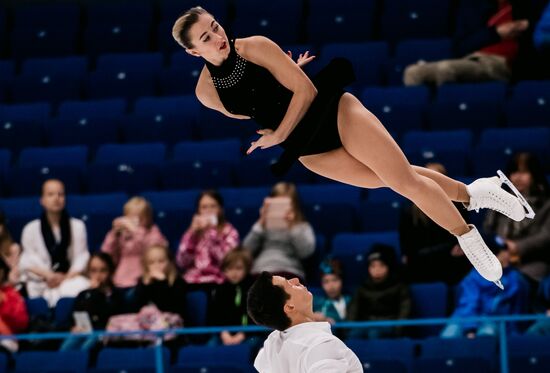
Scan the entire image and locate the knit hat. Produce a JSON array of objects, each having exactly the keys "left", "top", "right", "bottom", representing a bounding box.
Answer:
[{"left": 367, "top": 243, "right": 397, "bottom": 269}]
